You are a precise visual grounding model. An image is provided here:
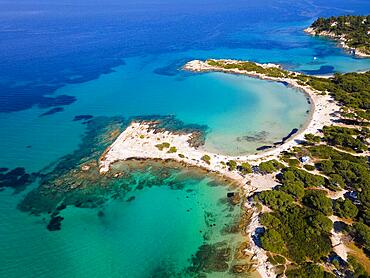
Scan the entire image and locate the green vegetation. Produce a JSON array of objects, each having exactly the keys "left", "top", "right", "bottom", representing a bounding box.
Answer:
[
  {"left": 304, "top": 133, "right": 321, "bottom": 144},
  {"left": 207, "top": 59, "right": 290, "bottom": 78},
  {"left": 205, "top": 28, "right": 370, "bottom": 275},
  {"left": 267, "top": 254, "right": 286, "bottom": 265},
  {"left": 201, "top": 155, "right": 211, "bottom": 165},
  {"left": 287, "top": 158, "right": 300, "bottom": 167},
  {"left": 259, "top": 205, "right": 332, "bottom": 263},
  {"left": 303, "top": 164, "right": 316, "bottom": 171},
  {"left": 167, "top": 146, "right": 177, "bottom": 153},
  {"left": 258, "top": 159, "right": 284, "bottom": 174},
  {"left": 240, "top": 162, "right": 252, "bottom": 174},
  {"left": 279, "top": 167, "right": 327, "bottom": 189},
  {"left": 334, "top": 198, "right": 359, "bottom": 219},
  {"left": 279, "top": 182, "right": 305, "bottom": 200},
  {"left": 260, "top": 229, "right": 285, "bottom": 254},
  {"left": 351, "top": 222, "right": 370, "bottom": 252},
  {"left": 227, "top": 160, "right": 237, "bottom": 171},
  {"left": 139, "top": 135, "right": 145, "bottom": 139},
  {"left": 178, "top": 153, "right": 185, "bottom": 158},
  {"left": 155, "top": 142, "right": 171, "bottom": 151},
  {"left": 311, "top": 15, "right": 370, "bottom": 55},
  {"left": 305, "top": 72, "right": 370, "bottom": 122},
  {"left": 348, "top": 255, "right": 368, "bottom": 277},
  {"left": 285, "top": 263, "right": 335, "bottom": 278},
  {"left": 302, "top": 190, "right": 333, "bottom": 216},
  {"left": 258, "top": 190, "right": 294, "bottom": 211},
  {"left": 322, "top": 126, "right": 368, "bottom": 153}
]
